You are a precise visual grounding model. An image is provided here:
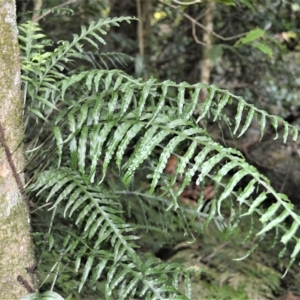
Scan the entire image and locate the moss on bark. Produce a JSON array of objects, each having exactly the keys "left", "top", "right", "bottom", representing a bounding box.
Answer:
[{"left": 0, "top": 0, "right": 37, "bottom": 298}]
